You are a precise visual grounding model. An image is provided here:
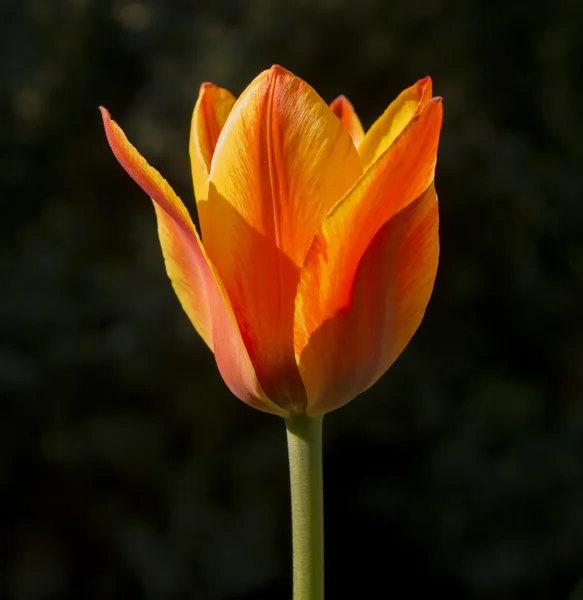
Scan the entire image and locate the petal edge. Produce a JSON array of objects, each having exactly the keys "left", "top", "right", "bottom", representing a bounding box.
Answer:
[{"left": 100, "top": 107, "right": 288, "bottom": 416}]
